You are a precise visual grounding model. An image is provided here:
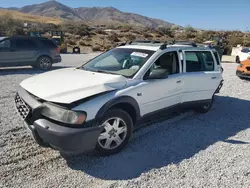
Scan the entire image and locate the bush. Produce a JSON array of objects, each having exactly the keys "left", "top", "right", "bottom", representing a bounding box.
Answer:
[
  {"left": 92, "top": 45, "right": 102, "bottom": 51},
  {"left": 62, "top": 23, "right": 91, "bottom": 37},
  {"left": 143, "top": 33, "right": 152, "bottom": 38},
  {"left": 107, "top": 33, "right": 120, "bottom": 42},
  {"left": 95, "top": 29, "right": 107, "bottom": 35},
  {"left": 157, "top": 27, "right": 174, "bottom": 37},
  {"left": 125, "top": 34, "right": 136, "bottom": 41},
  {"left": 79, "top": 41, "right": 86, "bottom": 46},
  {"left": 68, "top": 39, "right": 76, "bottom": 46}
]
